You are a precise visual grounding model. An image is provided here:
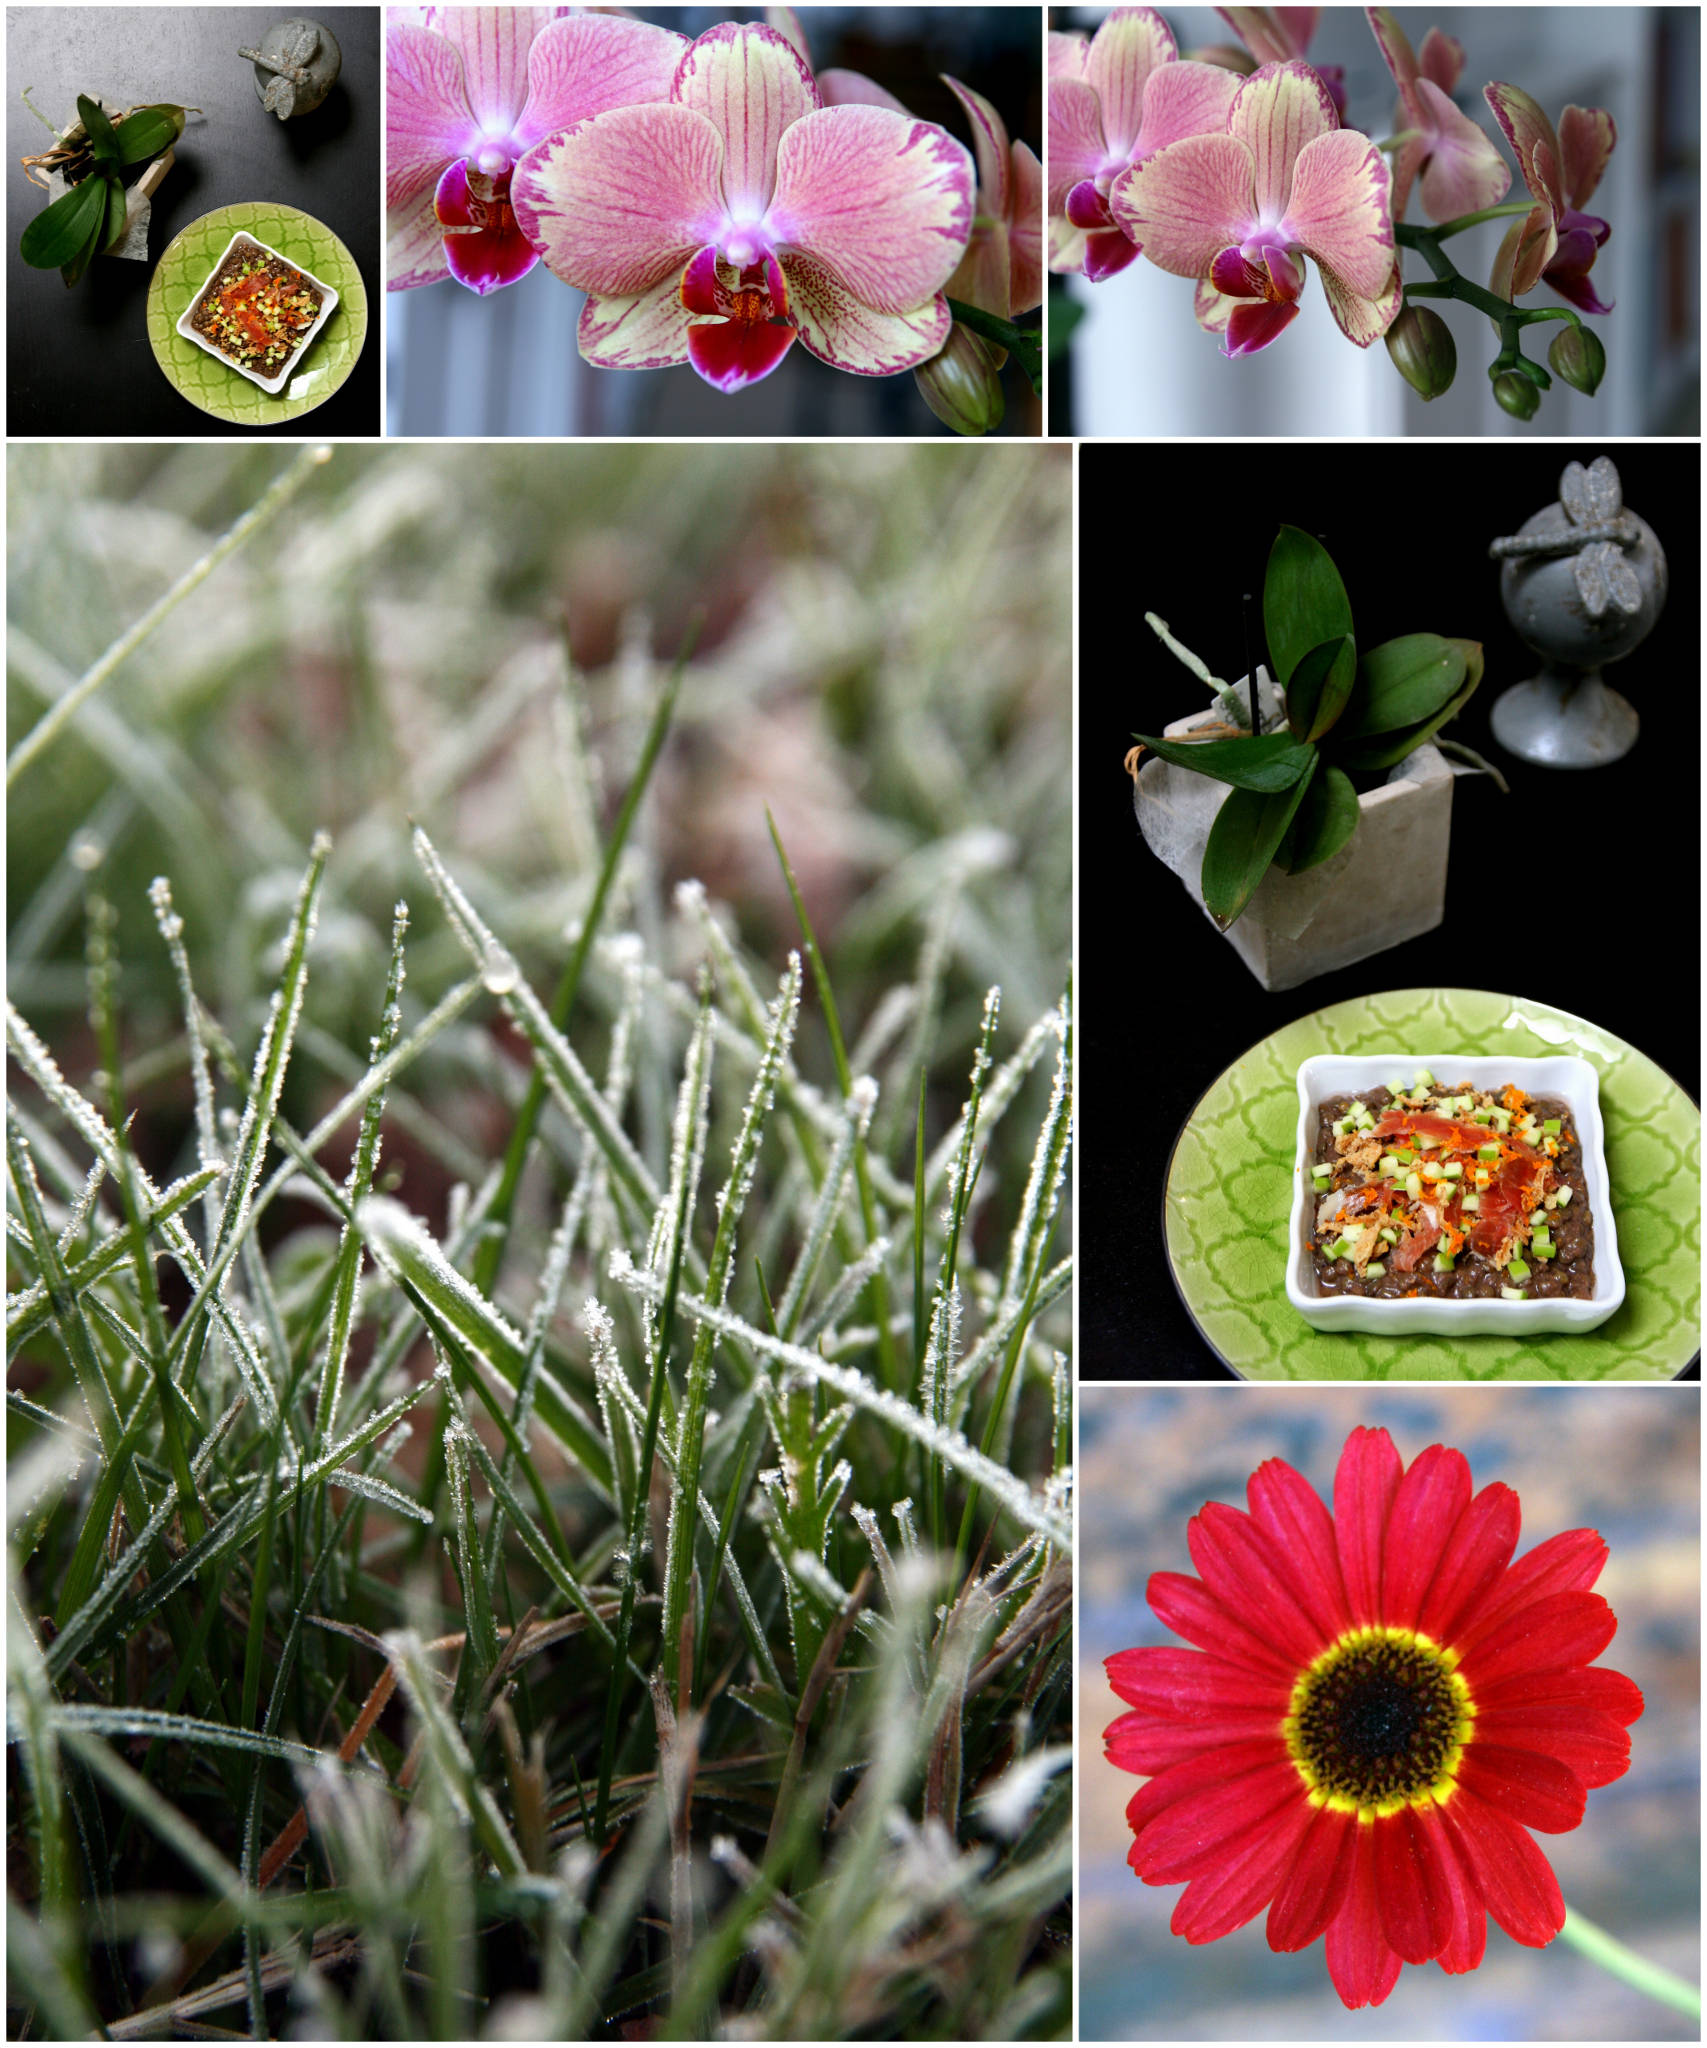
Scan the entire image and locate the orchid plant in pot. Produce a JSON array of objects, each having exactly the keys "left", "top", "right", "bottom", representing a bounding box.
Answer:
[{"left": 1128, "top": 525, "right": 1496, "bottom": 990}]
